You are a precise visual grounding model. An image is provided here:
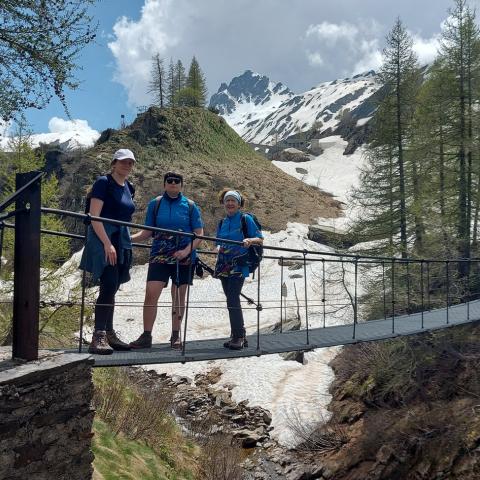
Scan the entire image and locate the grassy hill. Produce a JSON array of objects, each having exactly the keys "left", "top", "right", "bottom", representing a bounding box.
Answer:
[{"left": 58, "top": 107, "right": 341, "bottom": 237}]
